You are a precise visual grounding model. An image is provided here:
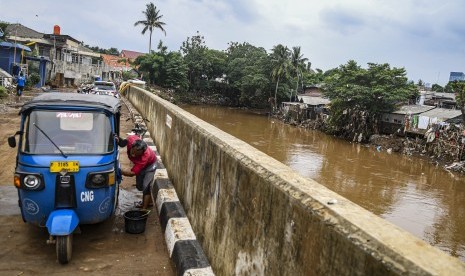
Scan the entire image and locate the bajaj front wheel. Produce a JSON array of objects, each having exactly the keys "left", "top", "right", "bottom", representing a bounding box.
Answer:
[{"left": 56, "top": 234, "right": 73, "bottom": 264}]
